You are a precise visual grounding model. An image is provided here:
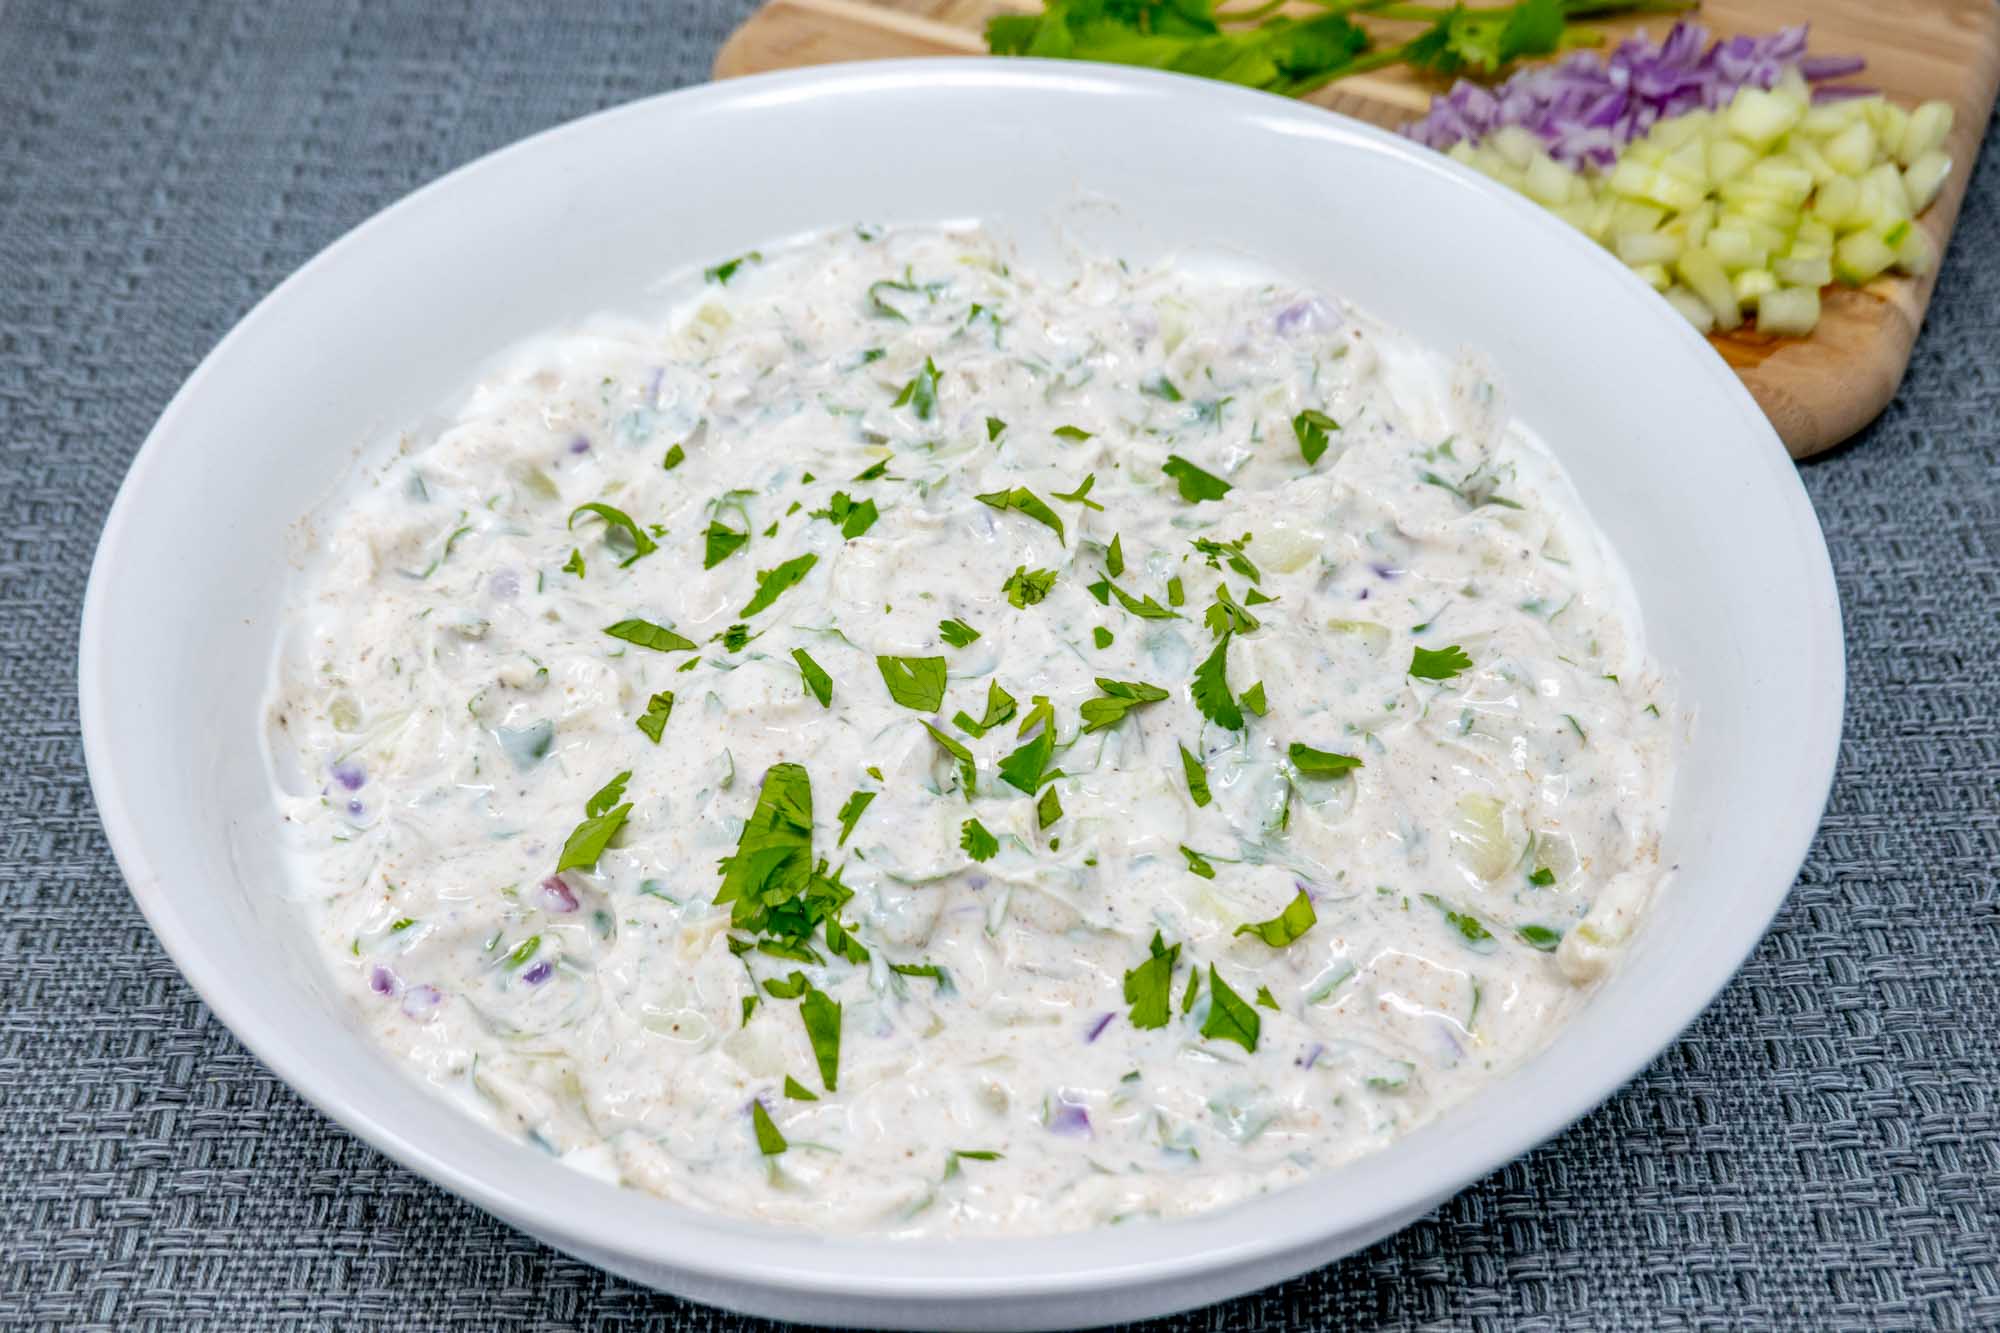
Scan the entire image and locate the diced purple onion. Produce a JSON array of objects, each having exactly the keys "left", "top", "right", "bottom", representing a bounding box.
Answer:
[
  {"left": 1046, "top": 1094, "right": 1092, "bottom": 1137},
  {"left": 402, "top": 984, "right": 442, "bottom": 1019},
  {"left": 540, "top": 876, "right": 579, "bottom": 913},
  {"left": 1300, "top": 1042, "right": 1326, "bottom": 1070},
  {"left": 330, "top": 759, "right": 367, "bottom": 791},
  {"left": 369, "top": 964, "right": 400, "bottom": 997},
  {"left": 1369, "top": 561, "right": 1399, "bottom": 580},
  {"left": 1274, "top": 297, "right": 1339, "bottom": 336},
  {"left": 645, "top": 366, "right": 665, "bottom": 405},
  {"left": 347, "top": 799, "right": 365, "bottom": 817},
  {"left": 1403, "top": 22, "right": 1863, "bottom": 169},
  {"left": 1084, "top": 1012, "right": 1114, "bottom": 1043},
  {"left": 568, "top": 435, "right": 591, "bottom": 455},
  {"left": 489, "top": 569, "right": 520, "bottom": 600},
  {"left": 522, "top": 960, "right": 554, "bottom": 986}
]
